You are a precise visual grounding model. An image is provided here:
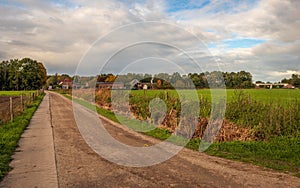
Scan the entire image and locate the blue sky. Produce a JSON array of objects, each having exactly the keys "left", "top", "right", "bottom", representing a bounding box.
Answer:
[
  {"left": 50, "top": 0, "right": 80, "bottom": 8},
  {"left": 166, "top": 0, "right": 210, "bottom": 12},
  {"left": 209, "top": 38, "right": 266, "bottom": 49},
  {"left": 0, "top": 0, "right": 299, "bottom": 82},
  {"left": 0, "top": 0, "right": 24, "bottom": 8},
  {"left": 166, "top": 0, "right": 259, "bottom": 14},
  {"left": 223, "top": 38, "right": 265, "bottom": 49}
]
